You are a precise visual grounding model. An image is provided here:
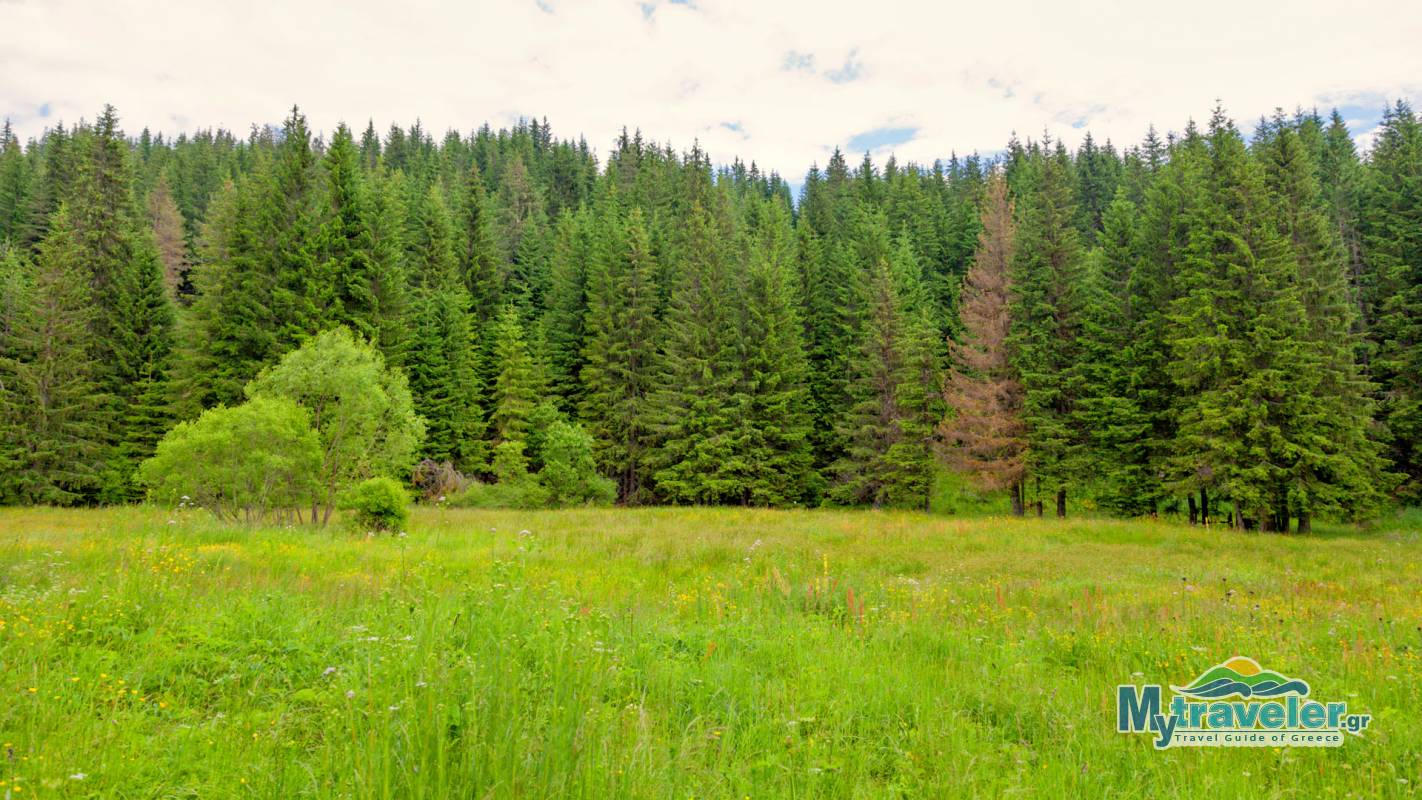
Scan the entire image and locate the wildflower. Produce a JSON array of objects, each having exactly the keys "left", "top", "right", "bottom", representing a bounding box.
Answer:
[
  {"left": 345, "top": 690, "right": 355, "bottom": 699},
  {"left": 322, "top": 667, "right": 337, "bottom": 677},
  {"left": 69, "top": 773, "right": 86, "bottom": 781}
]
